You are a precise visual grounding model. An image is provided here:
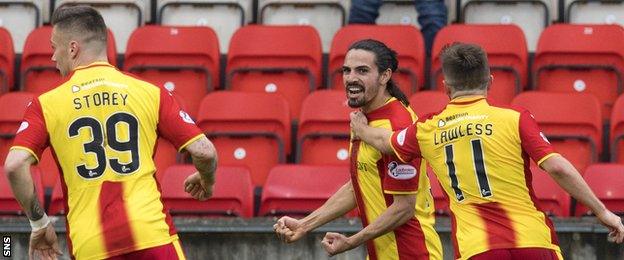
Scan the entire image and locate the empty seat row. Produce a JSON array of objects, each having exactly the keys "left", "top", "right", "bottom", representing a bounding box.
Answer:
[{"left": 3, "top": 163, "right": 623, "bottom": 218}]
